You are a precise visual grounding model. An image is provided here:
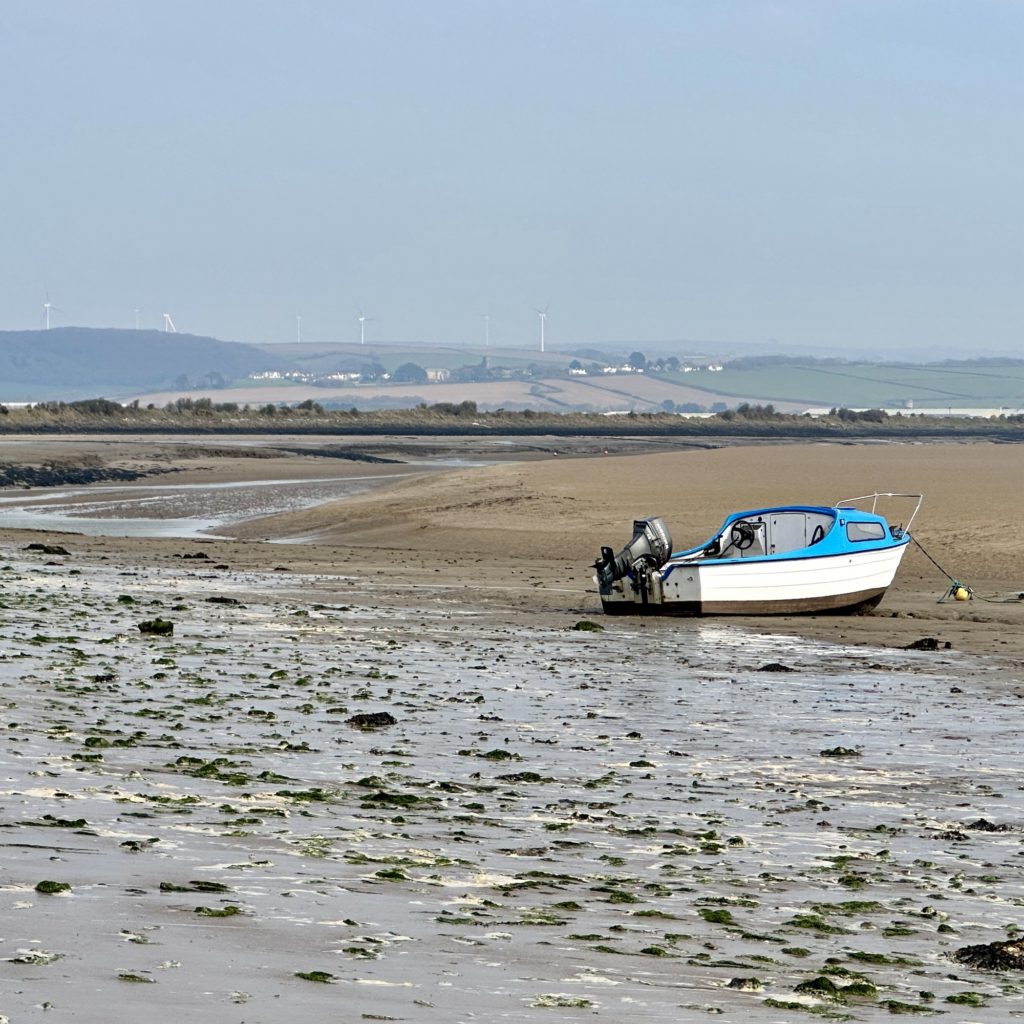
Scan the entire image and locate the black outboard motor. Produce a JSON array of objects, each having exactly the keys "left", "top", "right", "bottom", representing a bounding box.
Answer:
[{"left": 594, "top": 516, "right": 673, "bottom": 590}]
